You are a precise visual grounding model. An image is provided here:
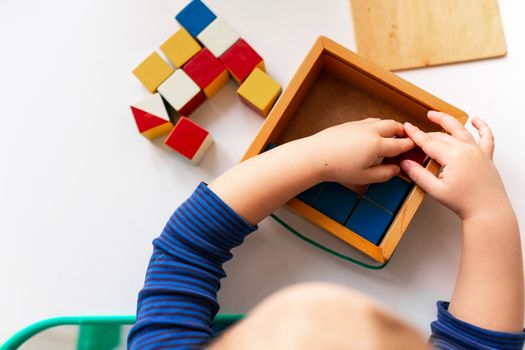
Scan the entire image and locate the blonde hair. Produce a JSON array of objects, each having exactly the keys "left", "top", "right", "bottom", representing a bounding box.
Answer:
[{"left": 210, "top": 283, "right": 428, "bottom": 350}]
